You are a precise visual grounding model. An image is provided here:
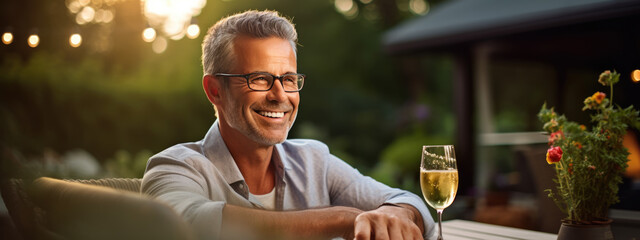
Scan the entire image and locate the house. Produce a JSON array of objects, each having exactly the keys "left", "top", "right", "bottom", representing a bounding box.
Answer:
[{"left": 383, "top": 0, "right": 640, "bottom": 234}]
